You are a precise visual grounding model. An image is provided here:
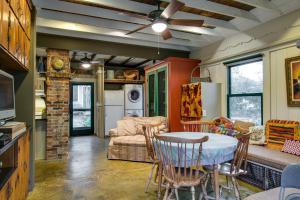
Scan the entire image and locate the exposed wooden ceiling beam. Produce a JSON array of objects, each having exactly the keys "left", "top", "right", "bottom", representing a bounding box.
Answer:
[
  {"left": 38, "top": 9, "right": 220, "bottom": 40},
  {"left": 121, "top": 57, "right": 134, "bottom": 65},
  {"left": 35, "top": 0, "right": 237, "bottom": 31},
  {"left": 105, "top": 56, "right": 116, "bottom": 65},
  {"left": 164, "top": 0, "right": 260, "bottom": 22},
  {"left": 135, "top": 59, "right": 151, "bottom": 67},
  {"left": 37, "top": 33, "right": 190, "bottom": 60},
  {"left": 36, "top": 17, "right": 207, "bottom": 48},
  {"left": 105, "top": 62, "right": 138, "bottom": 68},
  {"left": 234, "top": 0, "right": 281, "bottom": 13}
]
